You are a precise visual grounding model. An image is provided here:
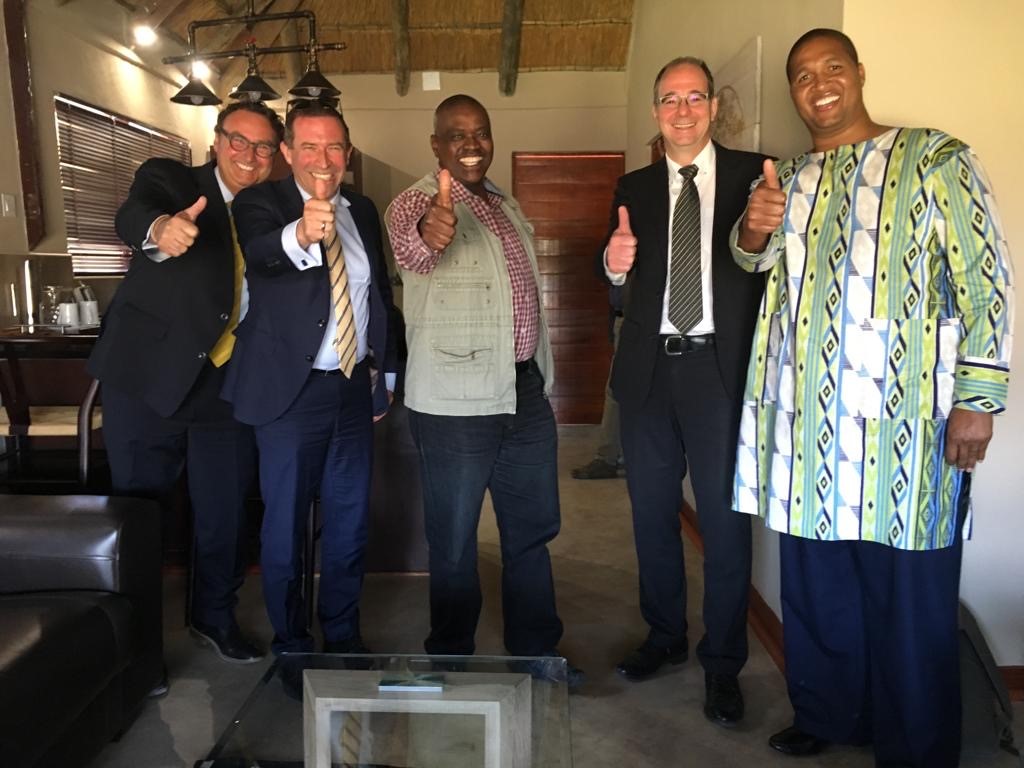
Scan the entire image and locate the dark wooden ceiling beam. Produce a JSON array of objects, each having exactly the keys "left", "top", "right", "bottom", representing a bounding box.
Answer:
[
  {"left": 498, "top": 0, "right": 524, "bottom": 95},
  {"left": 391, "top": 0, "right": 410, "bottom": 96}
]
